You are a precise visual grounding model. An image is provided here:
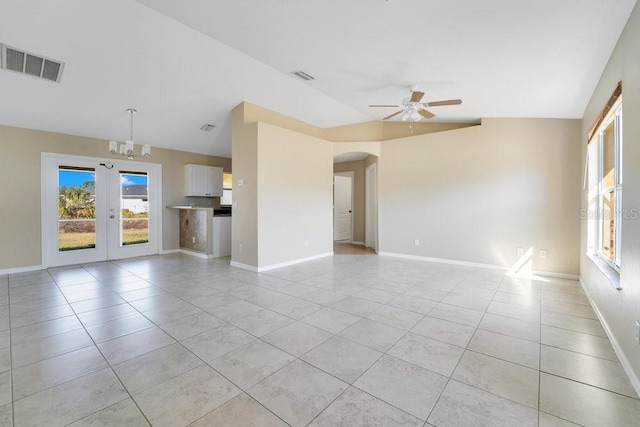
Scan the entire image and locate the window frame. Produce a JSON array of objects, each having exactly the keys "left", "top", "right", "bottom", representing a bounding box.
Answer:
[{"left": 595, "top": 99, "right": 623, "bottom": 270}]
